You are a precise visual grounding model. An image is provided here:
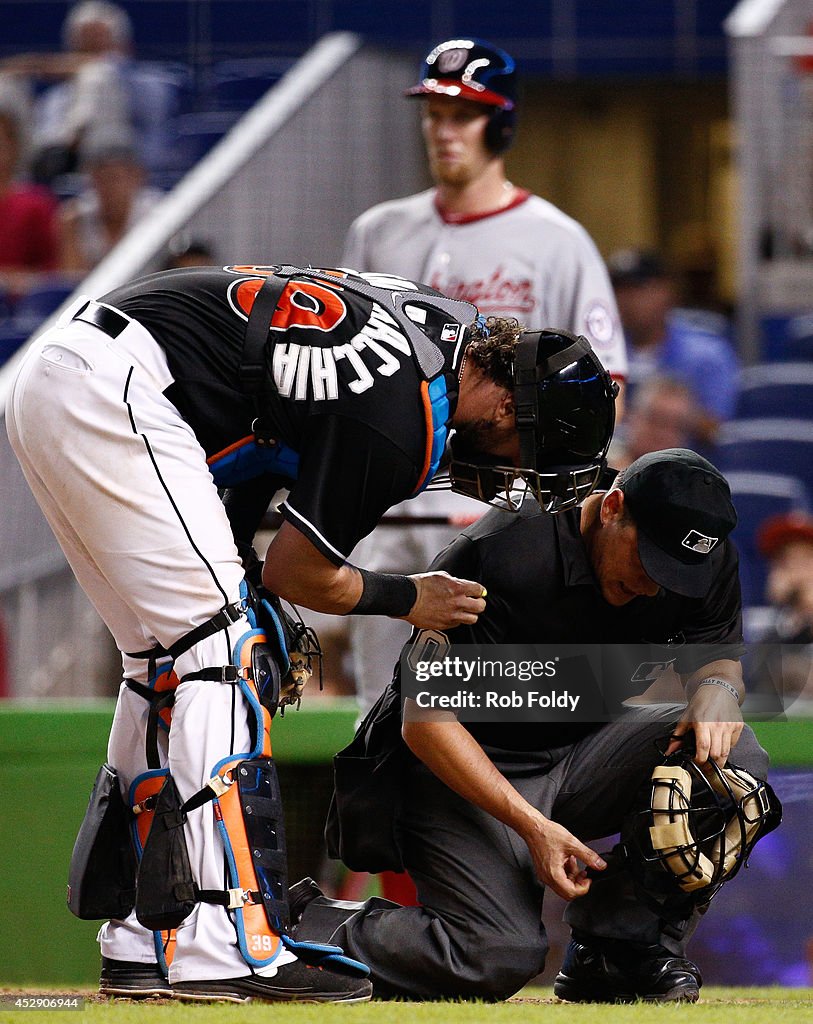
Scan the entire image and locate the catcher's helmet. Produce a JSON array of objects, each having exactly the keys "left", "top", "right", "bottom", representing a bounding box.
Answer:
[
  {"left": 448, "top": 329, "right": 618, "bottom": 512},
  {"left": 623, "top": 750, "right": 782, "bottom": 906},
  {"left": 406, "top": 38, "right": 517, "bottom": 154}
]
